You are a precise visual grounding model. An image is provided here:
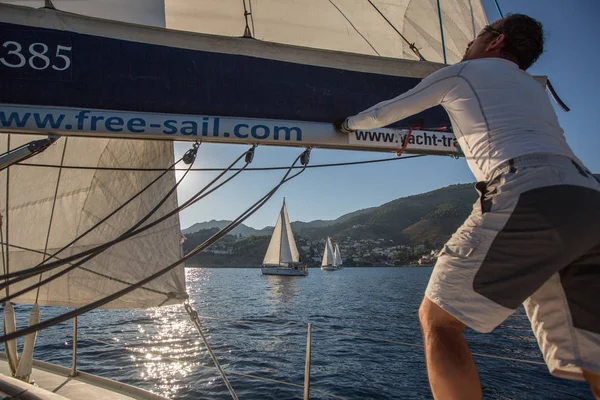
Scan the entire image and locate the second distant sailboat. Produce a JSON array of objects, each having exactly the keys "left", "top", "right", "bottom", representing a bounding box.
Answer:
[{"left": 321, "top": 237, "right": 343, "bottom": 271}]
